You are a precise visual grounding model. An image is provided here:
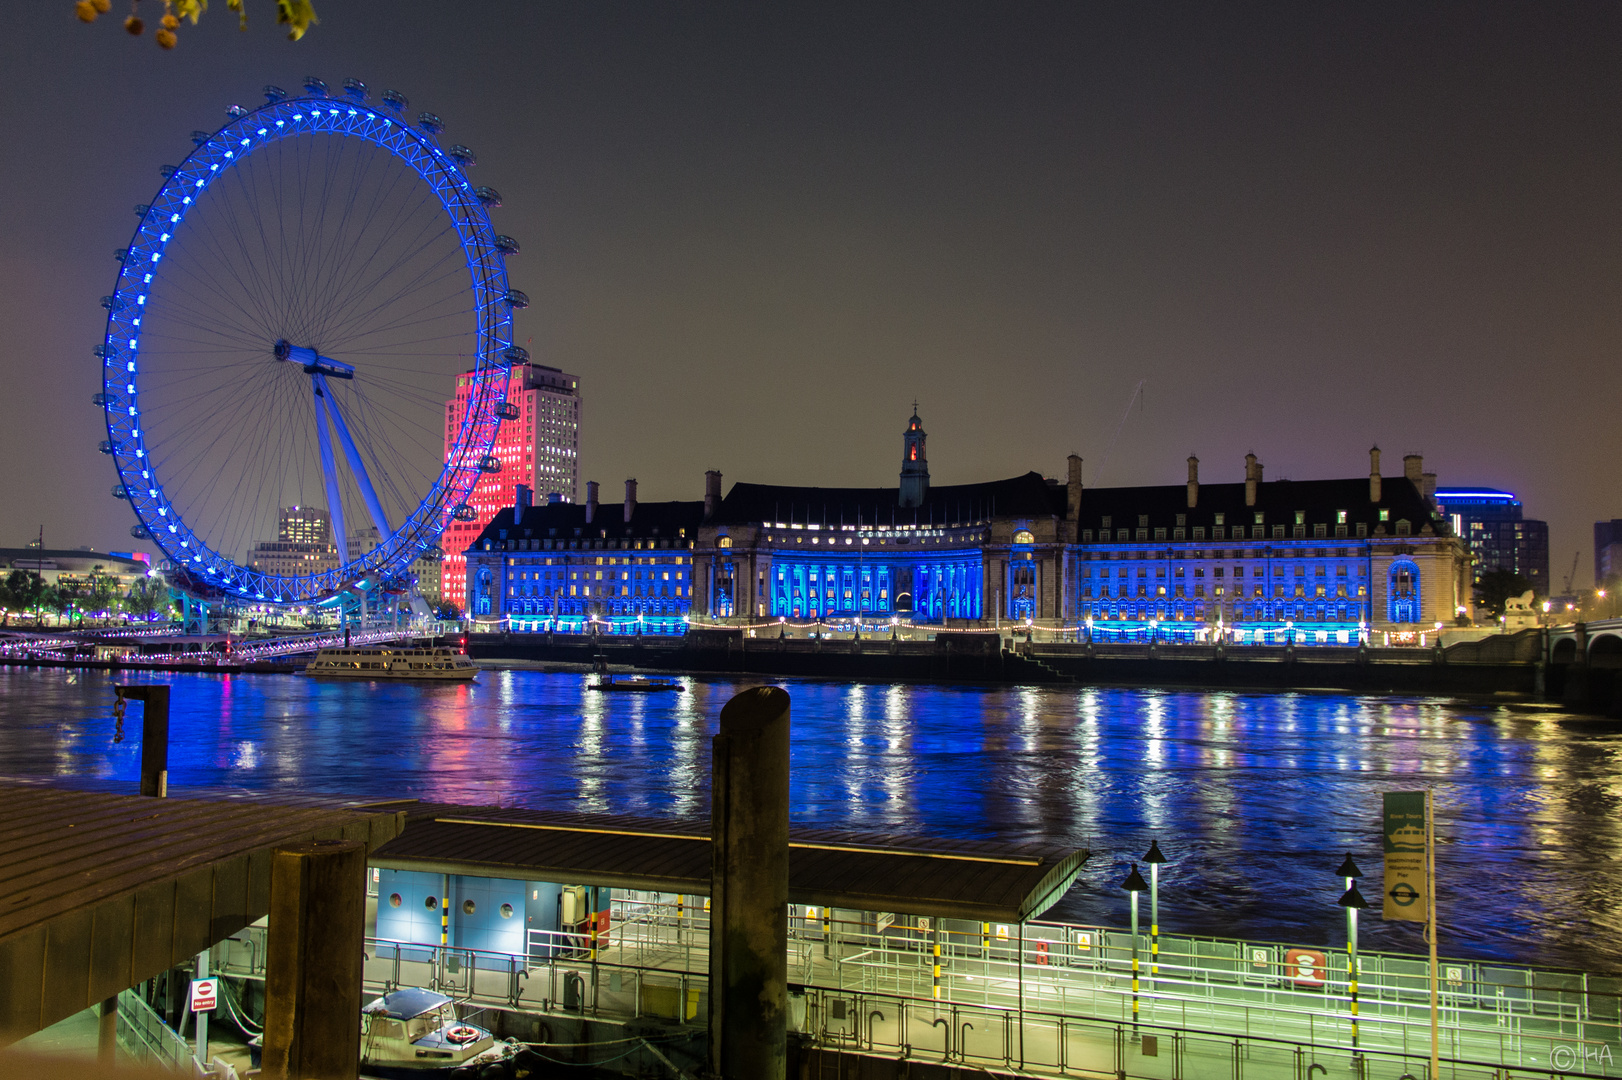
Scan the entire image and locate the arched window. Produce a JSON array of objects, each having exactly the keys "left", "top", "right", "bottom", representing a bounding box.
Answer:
[
  {"left": 1013, "top": 530, "right": 1035, "bottom": 545},
  {"left": 1388, "top": 560, "right": 1420, "bottom": 624},
  {"left": 718, "top": 536, "right": 733, "bottom": 548}
]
